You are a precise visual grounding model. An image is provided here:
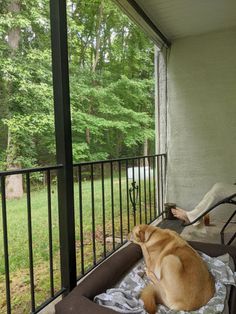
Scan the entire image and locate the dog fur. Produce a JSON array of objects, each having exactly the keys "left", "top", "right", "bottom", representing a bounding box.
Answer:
[{"left": 128, "top": 224, "right": 215, "bottom": 313}]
